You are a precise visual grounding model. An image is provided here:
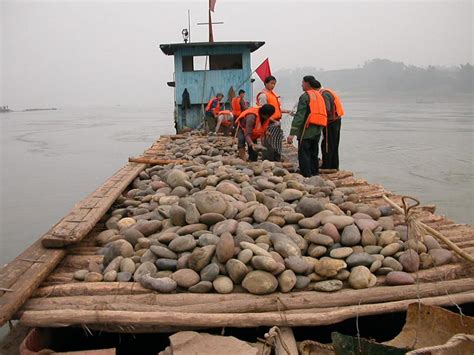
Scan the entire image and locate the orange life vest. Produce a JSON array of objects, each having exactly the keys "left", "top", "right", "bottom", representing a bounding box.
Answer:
[
  {"left": 205, "top": 97, "right": 221, "bottom": 114},
  {"left": 256, "top": 89, "right": 282, "bottom": 120},
  {"left": 320, "top": 88, "right": 344, "bottom": 119},
  {"left": 305, "top": 89, "right": 328, "bottom": 128},
  {"left": 236, "top": 107, "right": 270, "bottom": 140},
  {"left": 231, "top": 97, "right": 243, "bottom": 117},
  {"left": 217, "top": 110, "right": 233, "bottom": 127}
]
